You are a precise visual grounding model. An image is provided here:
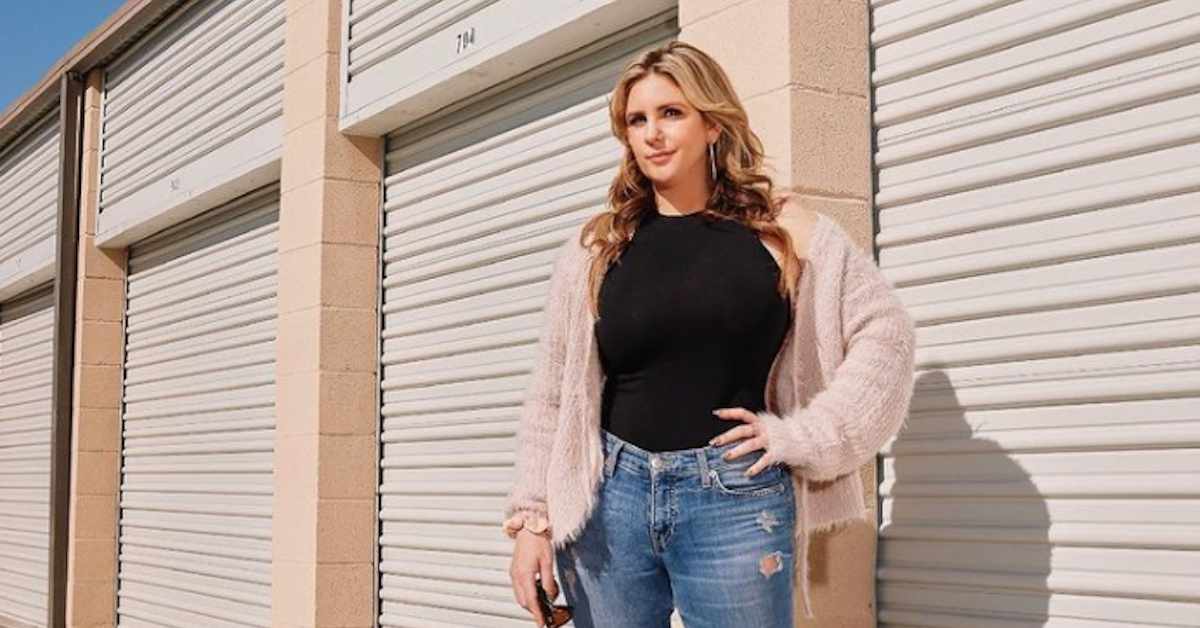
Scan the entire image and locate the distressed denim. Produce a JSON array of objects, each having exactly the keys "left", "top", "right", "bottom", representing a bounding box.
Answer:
[{"left": 555, "top": 428, "right": 796, "bottom": 628}]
